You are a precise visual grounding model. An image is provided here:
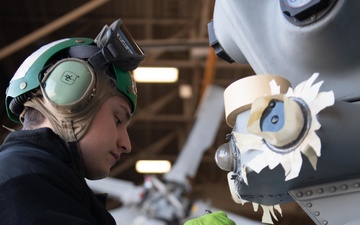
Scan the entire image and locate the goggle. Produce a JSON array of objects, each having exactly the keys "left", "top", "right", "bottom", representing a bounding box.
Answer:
[{"left": 88, "top": 19, "right": 145, "bottom": 71}]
